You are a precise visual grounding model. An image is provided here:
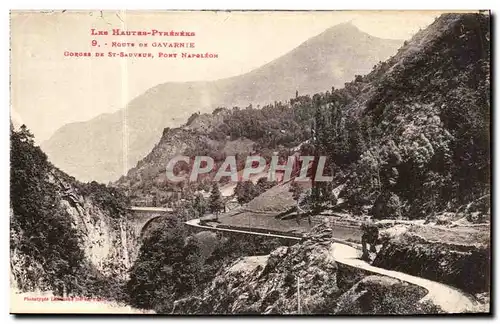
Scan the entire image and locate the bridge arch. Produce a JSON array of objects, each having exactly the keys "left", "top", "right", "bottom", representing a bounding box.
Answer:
[
  {"left": 139, "top": 215, "right": 168, "bottom": 239},
  {"left": 128, "top": 206, "right": 174, "bottom": 241}
]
